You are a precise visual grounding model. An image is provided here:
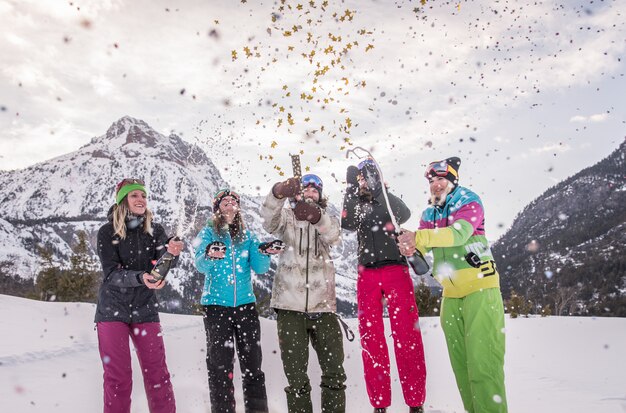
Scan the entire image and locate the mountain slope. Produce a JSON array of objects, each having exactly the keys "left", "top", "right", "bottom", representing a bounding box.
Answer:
[{"left": 493, "top": 139, "right": 626, "bottom": 316}]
